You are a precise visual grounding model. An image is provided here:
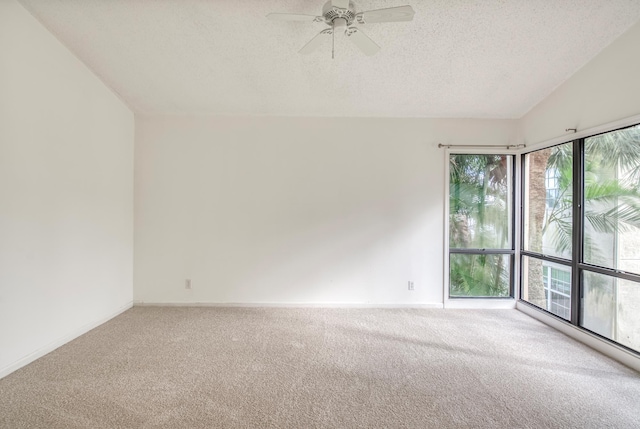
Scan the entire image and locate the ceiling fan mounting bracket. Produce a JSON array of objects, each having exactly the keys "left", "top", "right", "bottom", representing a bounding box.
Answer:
[{"left": 322, "top": 1, "right": 357, "bottom": 25}]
